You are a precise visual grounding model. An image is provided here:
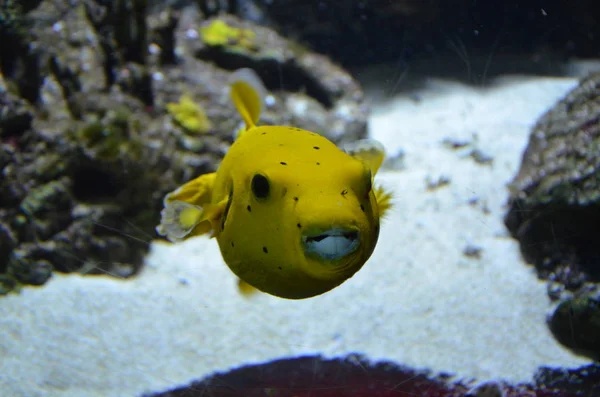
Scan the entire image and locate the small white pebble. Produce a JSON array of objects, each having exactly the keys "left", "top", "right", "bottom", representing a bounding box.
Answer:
[
  {"left": 186, "top": 28, "right": 199, "bottom": 39},
  {"left": 152, "top": 72, "right": 164, "bottom": 81},
  {"left": 148, "top": 43, "right": 161, "bottom": 55},
  {"left": 265, "top": 95, "right": 276, "bottom": 107},
  {"left": 52, "top": 22, "right": 63, "bottom": 33}
]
